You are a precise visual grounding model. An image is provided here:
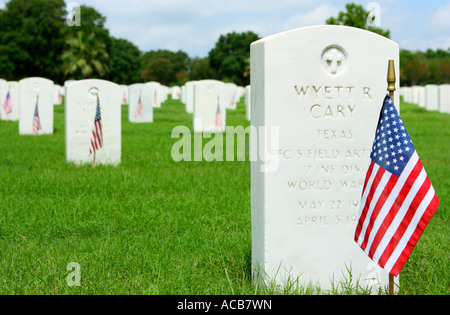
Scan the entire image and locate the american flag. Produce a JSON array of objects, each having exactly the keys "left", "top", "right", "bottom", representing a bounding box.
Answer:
[
  {"left": 32, "top": 100, "right": 42, "bottom": 136},
  {"left": 2, "top": 89, "right": 12, "bottom": 114},
  {"left": 355, "top": 94, "right": 439, "bottom": 277},
  {"left": 89, "top": 96, "right": 103, "bottom": 155},
  {"left": 215, "top": 98, "right": 223, "bottom": 131},
  {"left": 122, "top": 91, "right": 127, "bottom": 104},
  {"left": 135, "top": 93, "right": 142, "bottom": 118}
]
